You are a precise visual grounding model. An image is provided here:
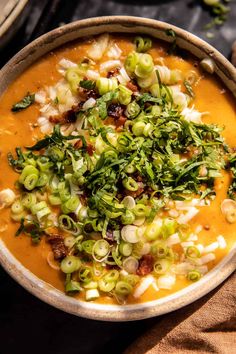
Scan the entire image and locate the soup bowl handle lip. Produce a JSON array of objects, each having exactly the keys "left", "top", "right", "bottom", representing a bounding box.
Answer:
[
  {"left": 0, "top": 237, "right": 235, "bottom": 321},
  {"left": 0, "top": 15, "right": 236, "bottom": 321},
  {"left": 0, "top": 15, "right": 236, "bottom": 94}
]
